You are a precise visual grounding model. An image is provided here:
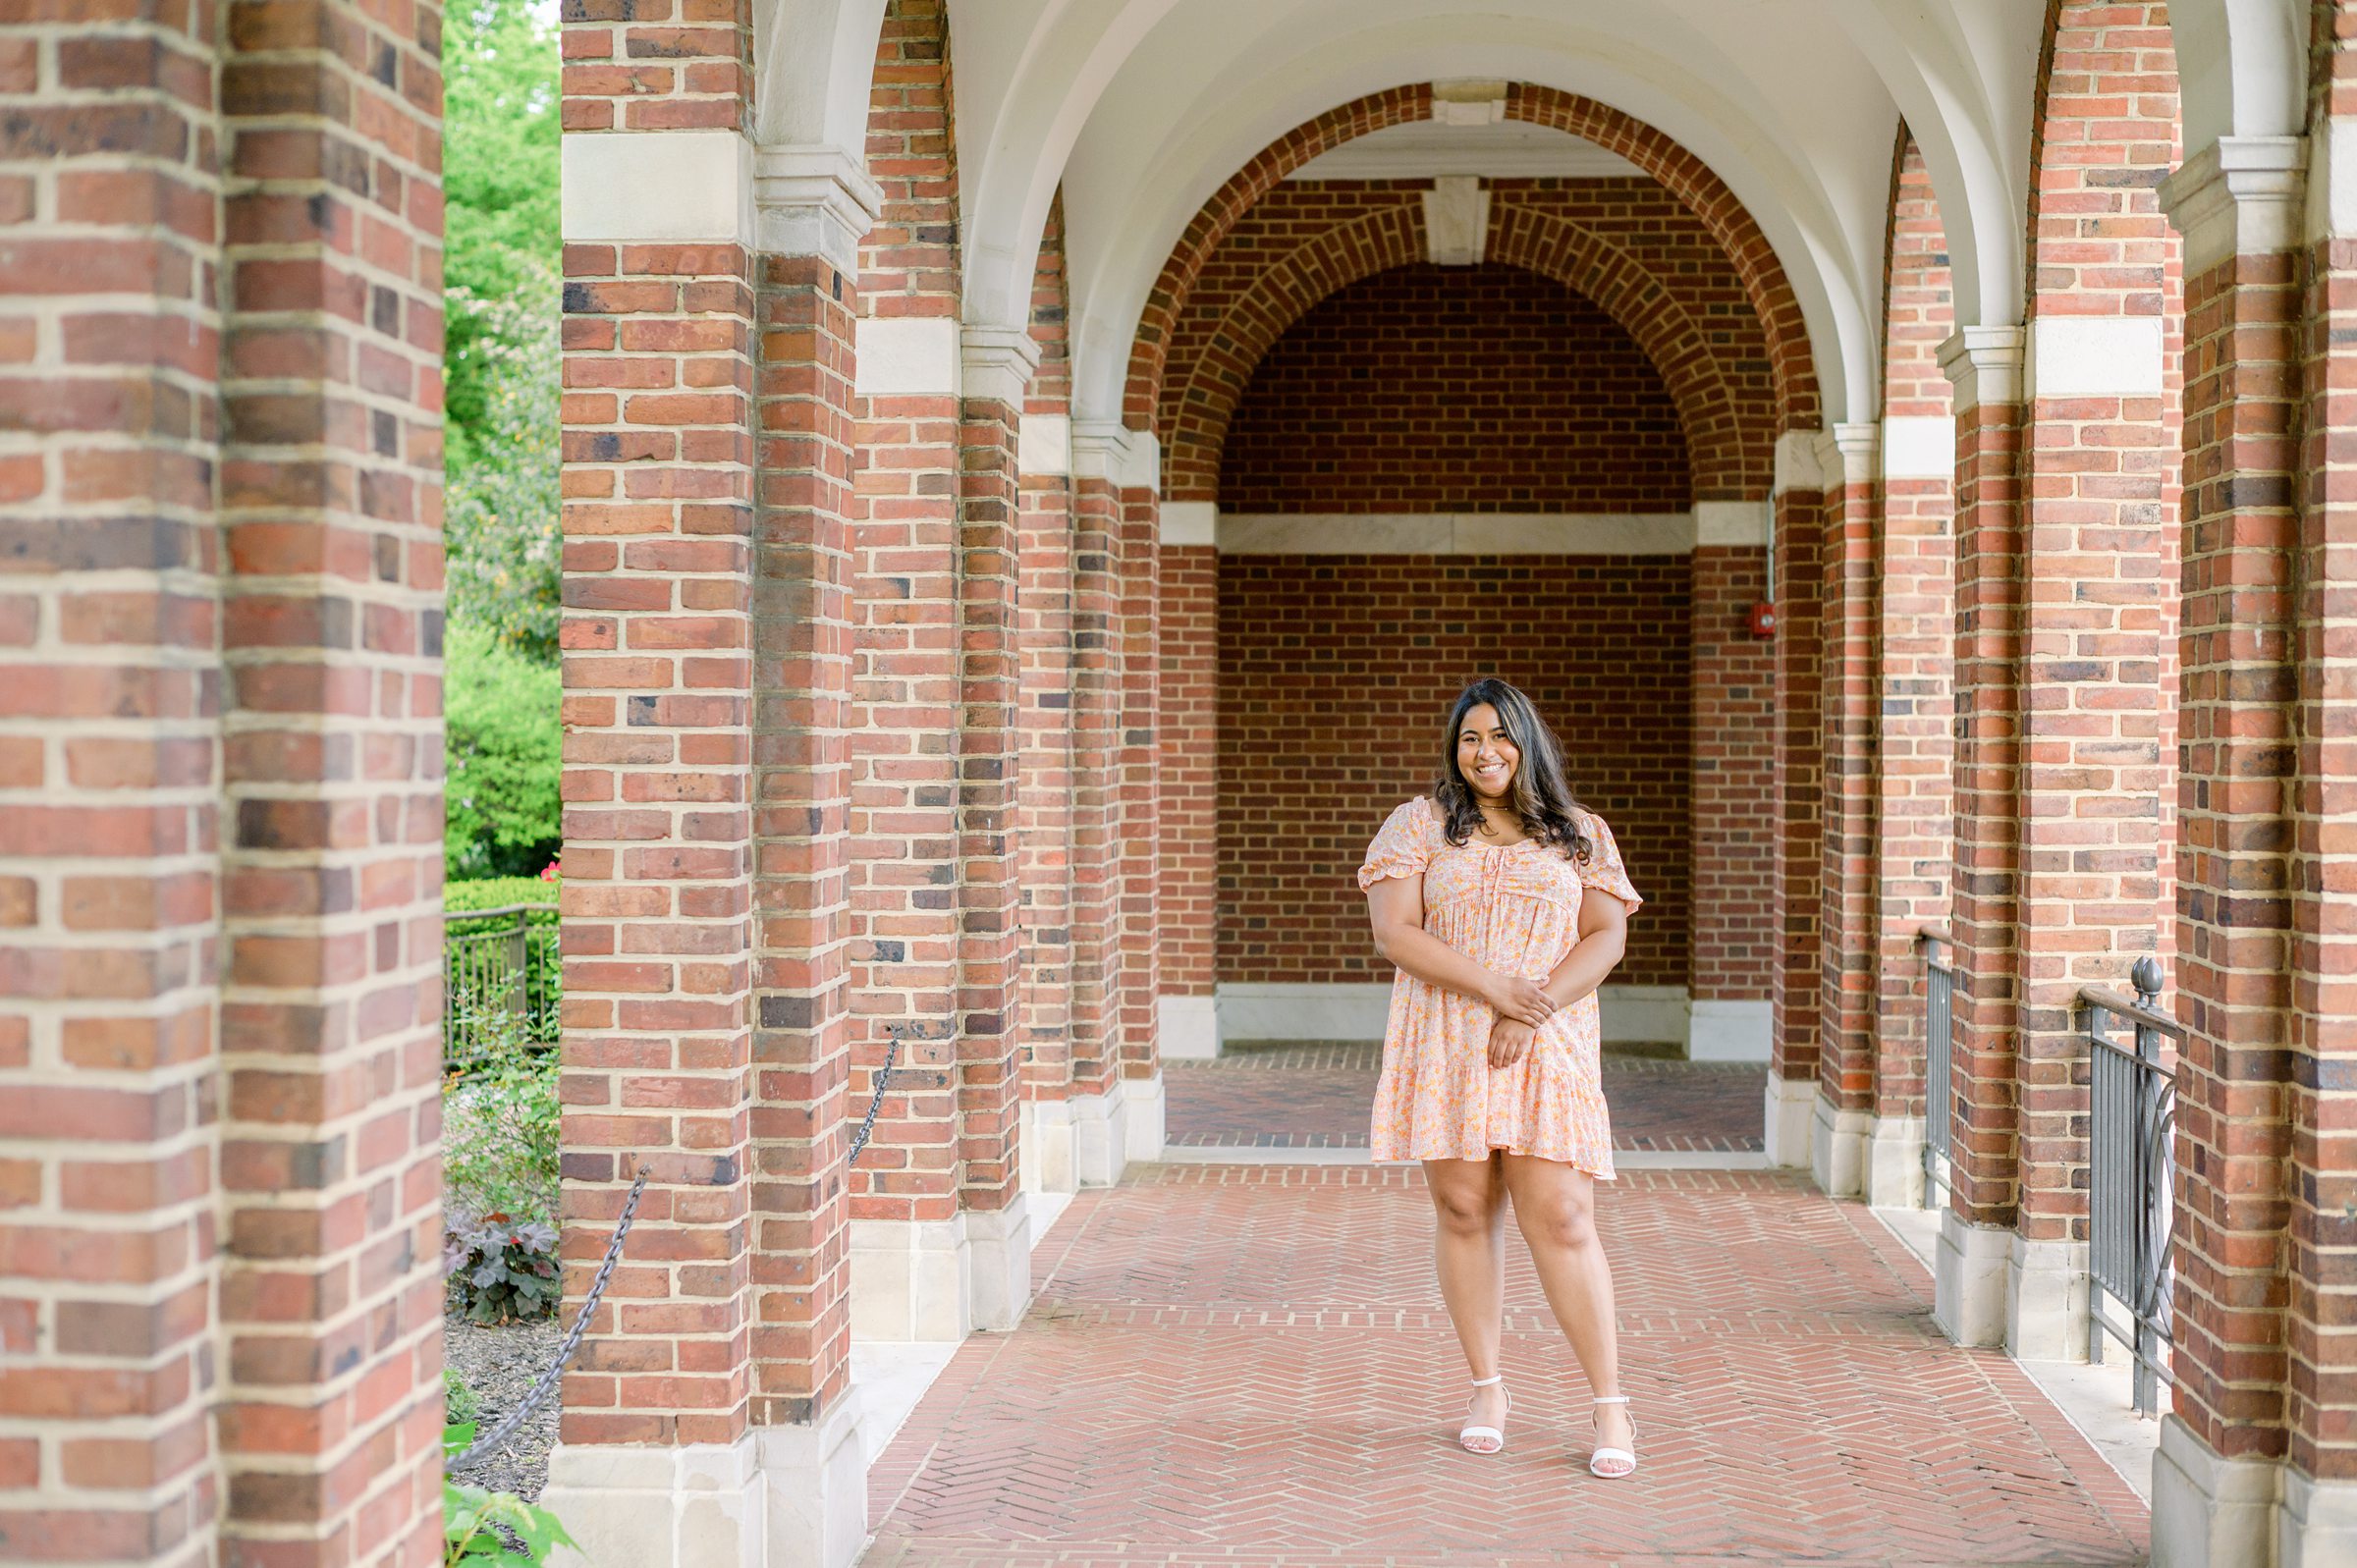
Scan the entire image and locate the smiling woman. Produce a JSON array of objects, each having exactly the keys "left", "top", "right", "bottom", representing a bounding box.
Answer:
[{"left": 1359, "top": 677, "right": 1645, "bottom": 1477}]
